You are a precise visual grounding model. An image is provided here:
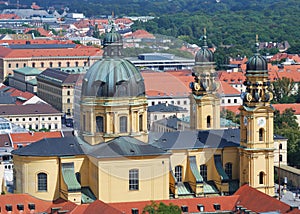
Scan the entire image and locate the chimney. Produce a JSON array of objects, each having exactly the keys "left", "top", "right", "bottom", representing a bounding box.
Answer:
[{"left": 181, "top": 205, "right": 188, "bottom": 213}]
